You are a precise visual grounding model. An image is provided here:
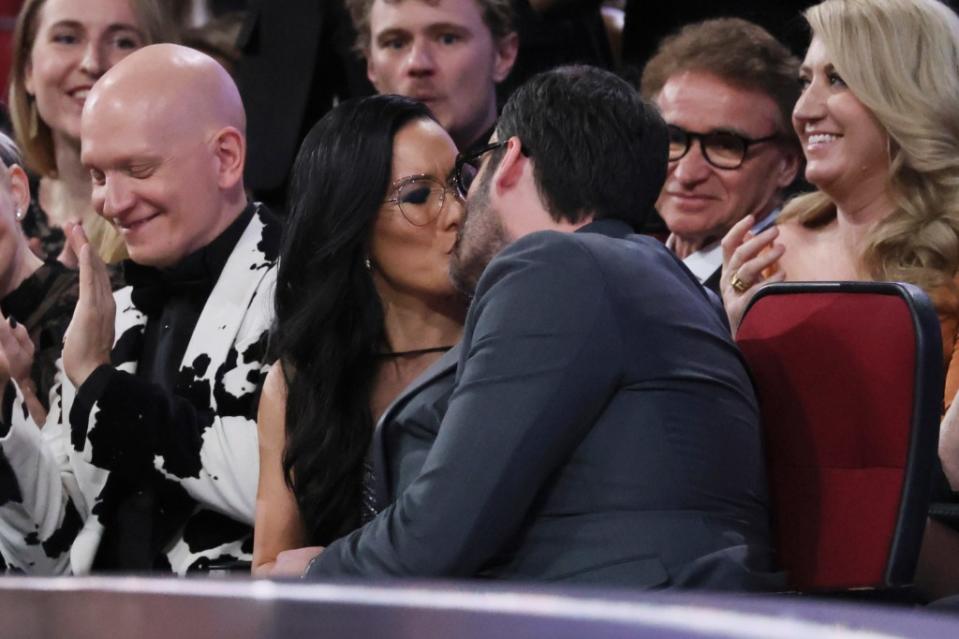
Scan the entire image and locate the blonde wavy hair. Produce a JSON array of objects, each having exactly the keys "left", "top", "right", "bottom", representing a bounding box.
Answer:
[
  {"left": 783, "top": 0, "right": 959, "bottom": 310},
  {"left": 8, "top": 0, "right": 176, "bottom": 264}
]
